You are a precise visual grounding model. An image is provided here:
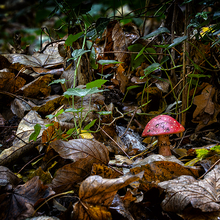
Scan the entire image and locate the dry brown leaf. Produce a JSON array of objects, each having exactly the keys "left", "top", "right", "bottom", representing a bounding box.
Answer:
[
  {"left": 0, "top": 70, "right": 26, "bottom": 93},
  {"left": 112, "top": 22, "right": 139, "bottom": 63},
  {"left": 91, "top": 163, "right": 121, "bottom": 179},
  {"left": 115, "top": 63, "right": 129, "bottom": 94},
  {"left": 110, "top": 194, "right": 135, "bottom": 219},
  {"left": 2, "top": 52, "right": 64, "bottom": 70},
  {"left": 158, "top": 165, "right": 220, "bottom": 219},
  {"left": 192, "top": 102, "right": 220, "bottom": 131},
  {"left": 18, "top": 74, "right": 53, "bottom": 98},
  {"left": 0, "top": 176, "right": 55, "bottom": 220},
  {"left": 42, "top": 121, "right": 69, "bottom": 143},
  {"left": 50, "top": 158, "right": 91, "bottom": 193},
  {"left": 0, "top": 166, "right": 21, "bottom": 187},
  {"left": 193, "top": 84, "right": 215, "bottom": 118},
  {"left": 72, "top": 174, "right": 139, "bottom": 220},
  {"left": 49, "top": 139, "right": 109, "bottom": 164},
  {"left": 130, "top": 161, "right": 199, "bottom": 192},
  {"left": 32, "top": 95, "right": 65, "bottom": 116}
]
